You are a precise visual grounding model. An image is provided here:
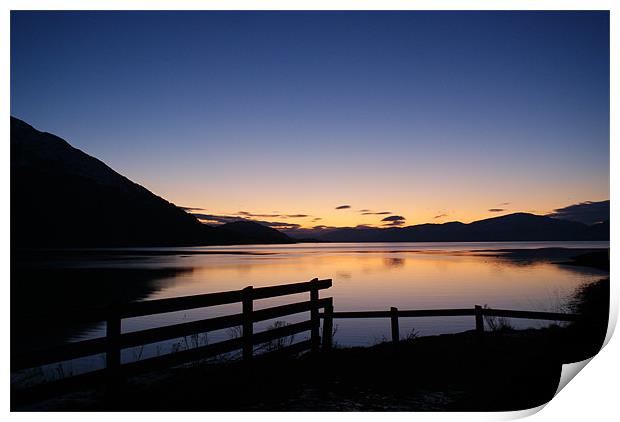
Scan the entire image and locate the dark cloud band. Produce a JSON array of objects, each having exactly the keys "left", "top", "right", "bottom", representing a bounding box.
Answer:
[{"left": 547, "top": 200, "right": 609, "bottom": 225}]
